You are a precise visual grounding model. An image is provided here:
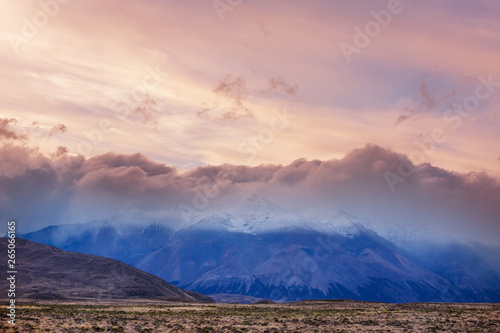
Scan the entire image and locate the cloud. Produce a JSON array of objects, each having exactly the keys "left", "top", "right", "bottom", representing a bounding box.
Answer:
[
  {"left": 0, "top": 118, "right": 28, "bottom": 141},
  {"left": 1, "top": 118, "right": 70, "bottom": 143},
  {"left": 198, "top": 75, "right": 254, "bottom": 121},
  {"left": 48, "top": 124, "right": 68, "bottom": 137},
  {"left": 2, "top": 143, "right": 499, "bottom": 244},
  {"left": 133, "top": 94, "right": 160, "bottom": 127},
  {"left": 77, "top": 152, "right": 174, "bottom": 177},
  {"left": 52, "top": 146, "right": 68, "bottom": 158},
  {"left": 198, "top": 75, "right": 299, "bottom": 122},
  {"left": 396, "top": 81, "right": 440, "bottom": 125},
  {"left": 260, "top": 77, "right": 299, "bottom": 96},
  {"left": 395, "top": 73, "right": 483, "bottom": 125}
]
